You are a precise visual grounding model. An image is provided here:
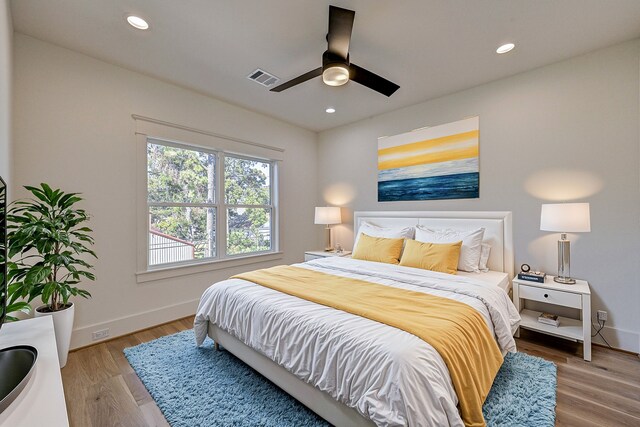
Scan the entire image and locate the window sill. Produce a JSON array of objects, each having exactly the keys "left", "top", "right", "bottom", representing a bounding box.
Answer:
[{"left": 136, "top": 251, "right": 284, "bottom": 283}]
